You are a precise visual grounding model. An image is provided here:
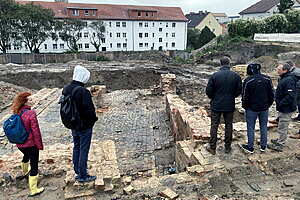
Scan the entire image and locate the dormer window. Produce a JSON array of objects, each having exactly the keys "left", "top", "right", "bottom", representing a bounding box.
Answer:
[
  {"left": 138, "top": 11, "right": 141, "bottom": 16},
  {"left": 146, "top": 12, "right": 148, "bottom": 16},
  {"left": 72, "top": 9, "right": 79, "bottom": 16},
  {"left": 85, "top": 10, "right": 89, "bottom": 16}
]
